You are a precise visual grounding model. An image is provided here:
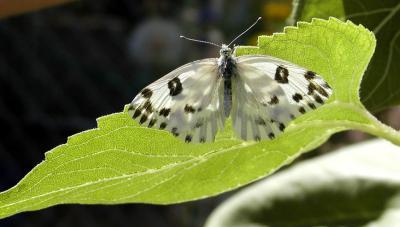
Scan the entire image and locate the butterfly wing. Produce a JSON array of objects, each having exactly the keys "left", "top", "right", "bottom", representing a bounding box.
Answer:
[
  {"left": 231, "top": 55, "right": 333, "bottom": 141},
  {"left": 128, "top": 58, "right": 225, "bottom": 143}
]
